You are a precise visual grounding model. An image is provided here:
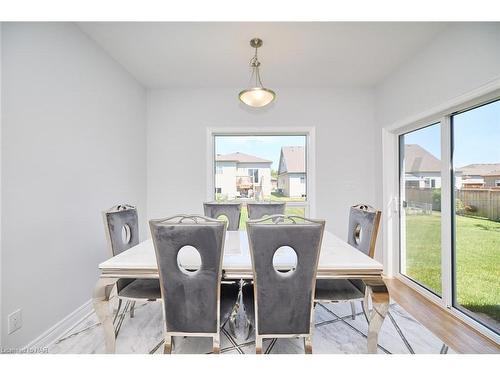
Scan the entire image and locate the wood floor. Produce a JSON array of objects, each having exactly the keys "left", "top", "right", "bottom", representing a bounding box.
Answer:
[{"left": 385, "top": 277, "right": 499, "bottom": 354}]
